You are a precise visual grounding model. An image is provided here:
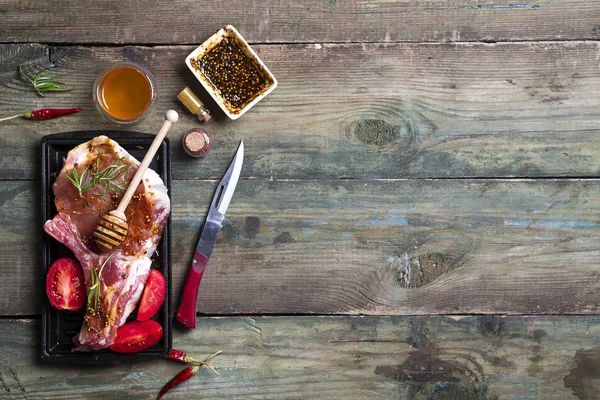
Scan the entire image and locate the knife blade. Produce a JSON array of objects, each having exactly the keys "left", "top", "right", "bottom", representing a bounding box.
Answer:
[{"left": 176, "top": 141, "right": 244, "bottom": 328}]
